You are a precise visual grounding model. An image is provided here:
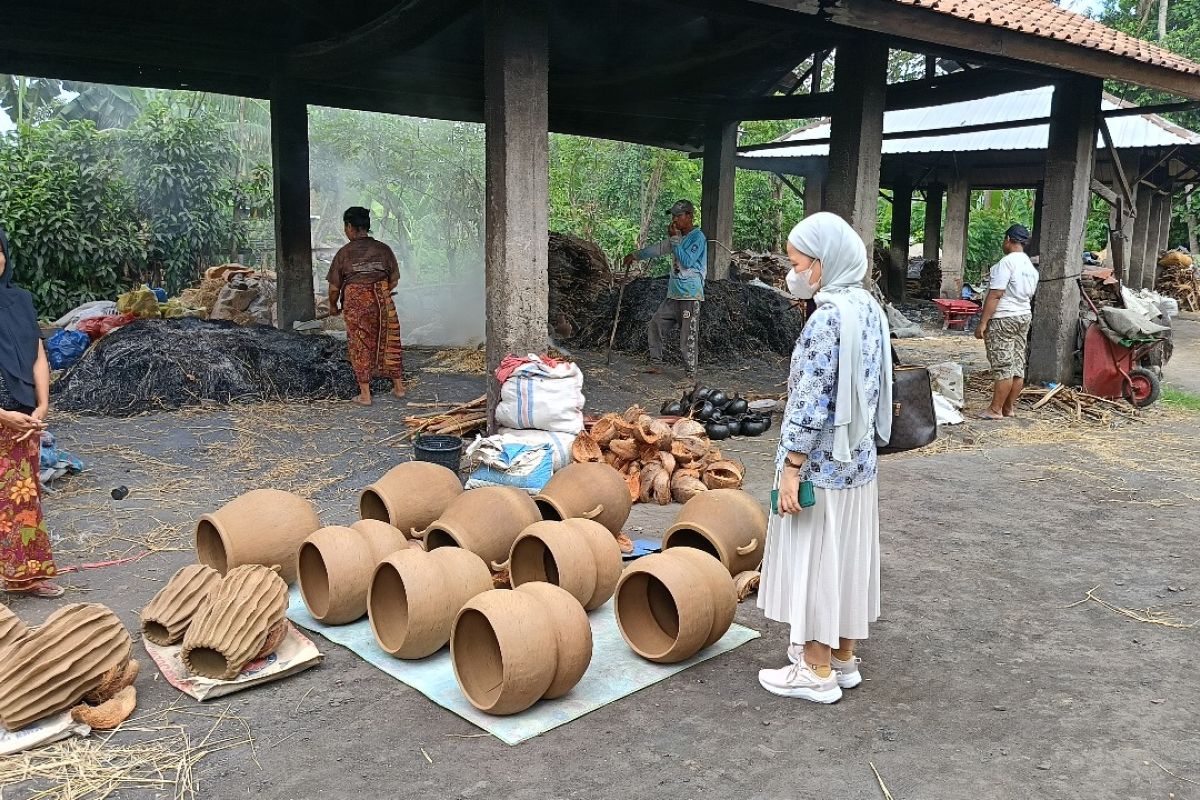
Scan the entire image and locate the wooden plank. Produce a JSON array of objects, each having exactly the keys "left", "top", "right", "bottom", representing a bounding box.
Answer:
[
  {"left": 1098, "top": 117, "right": 1135, "bottom": 211},
  {"left": 1090, "top": 179, "right": 1119, "bottom": 205}
]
